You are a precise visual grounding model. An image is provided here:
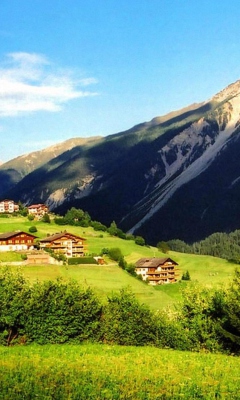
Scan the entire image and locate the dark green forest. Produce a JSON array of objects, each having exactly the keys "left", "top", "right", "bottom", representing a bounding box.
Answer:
[{"left": 167, "top": 230, "right": 240, "bottom": 262}]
